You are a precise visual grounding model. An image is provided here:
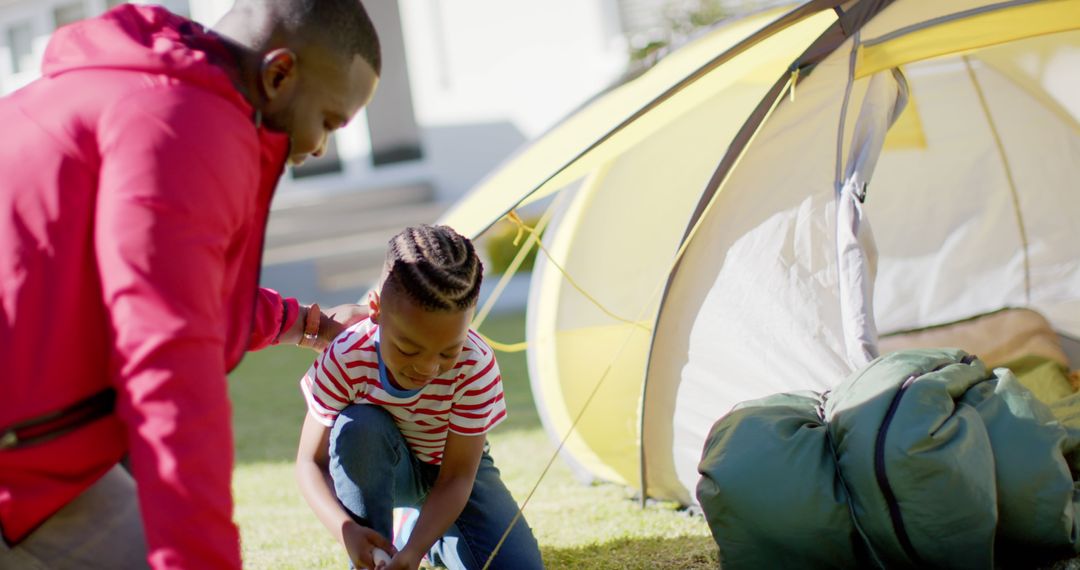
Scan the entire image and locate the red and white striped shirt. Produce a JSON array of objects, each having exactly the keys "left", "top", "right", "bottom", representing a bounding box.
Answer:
[{"left": 300, "top": 318, "right": 507, "bottom": 464}]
